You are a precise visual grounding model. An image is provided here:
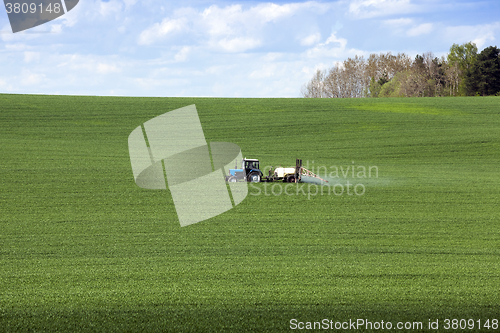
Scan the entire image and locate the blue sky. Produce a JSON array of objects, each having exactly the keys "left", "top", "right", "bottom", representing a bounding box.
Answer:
[{"left": 1, "top": 0, "right": 499, "bottom": 97}]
